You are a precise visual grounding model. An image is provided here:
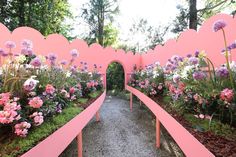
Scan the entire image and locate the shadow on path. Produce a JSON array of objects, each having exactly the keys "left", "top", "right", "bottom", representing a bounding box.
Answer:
[{"left": 60, "top": 96, "right": 184, "bottom": 157}]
